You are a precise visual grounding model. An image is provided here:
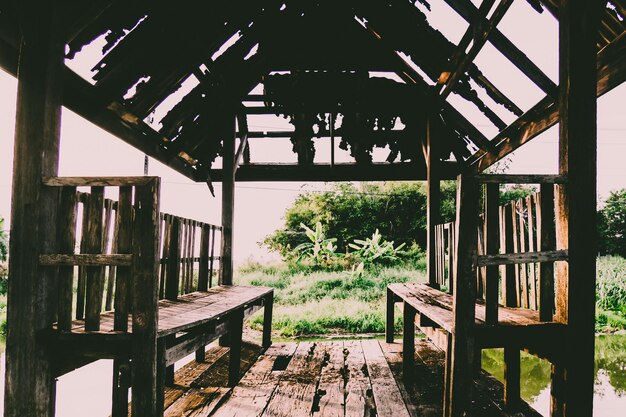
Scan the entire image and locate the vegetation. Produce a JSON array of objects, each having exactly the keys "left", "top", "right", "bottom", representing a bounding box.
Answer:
[
  {"left": 263, "top": 182, "right": 457, "bottom": 258},
  {"left": 596, "top": 256, "right": 626, "bottom": 331},
  {"left": 598, "top": 189, "right": 626, "bottom": 257},
  {"left": 0, "top": 216, "right": 7, "bottom": 263},
  {"left": 236, "top": 259, "right": 426, "bottom": 337}
]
